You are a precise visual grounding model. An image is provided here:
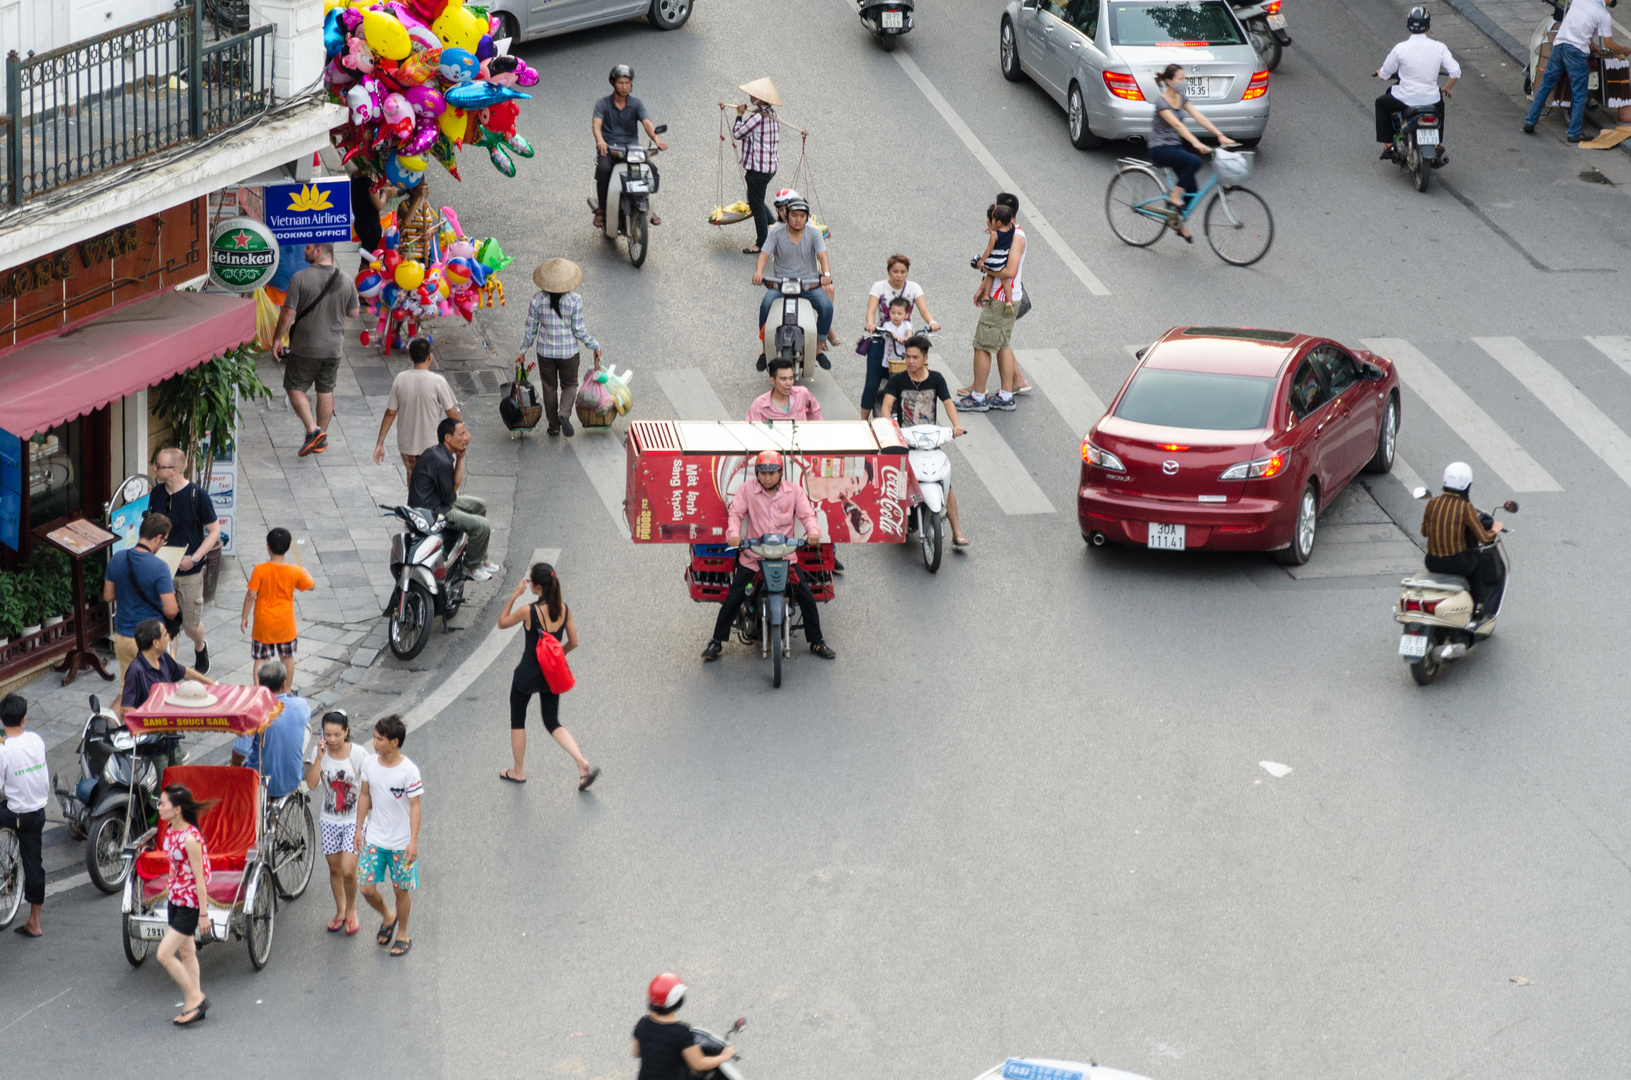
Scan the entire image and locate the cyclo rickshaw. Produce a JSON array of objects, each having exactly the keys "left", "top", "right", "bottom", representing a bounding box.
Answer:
[{"left": 116, "top": 683, "right": 316, "bottom": 970}]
